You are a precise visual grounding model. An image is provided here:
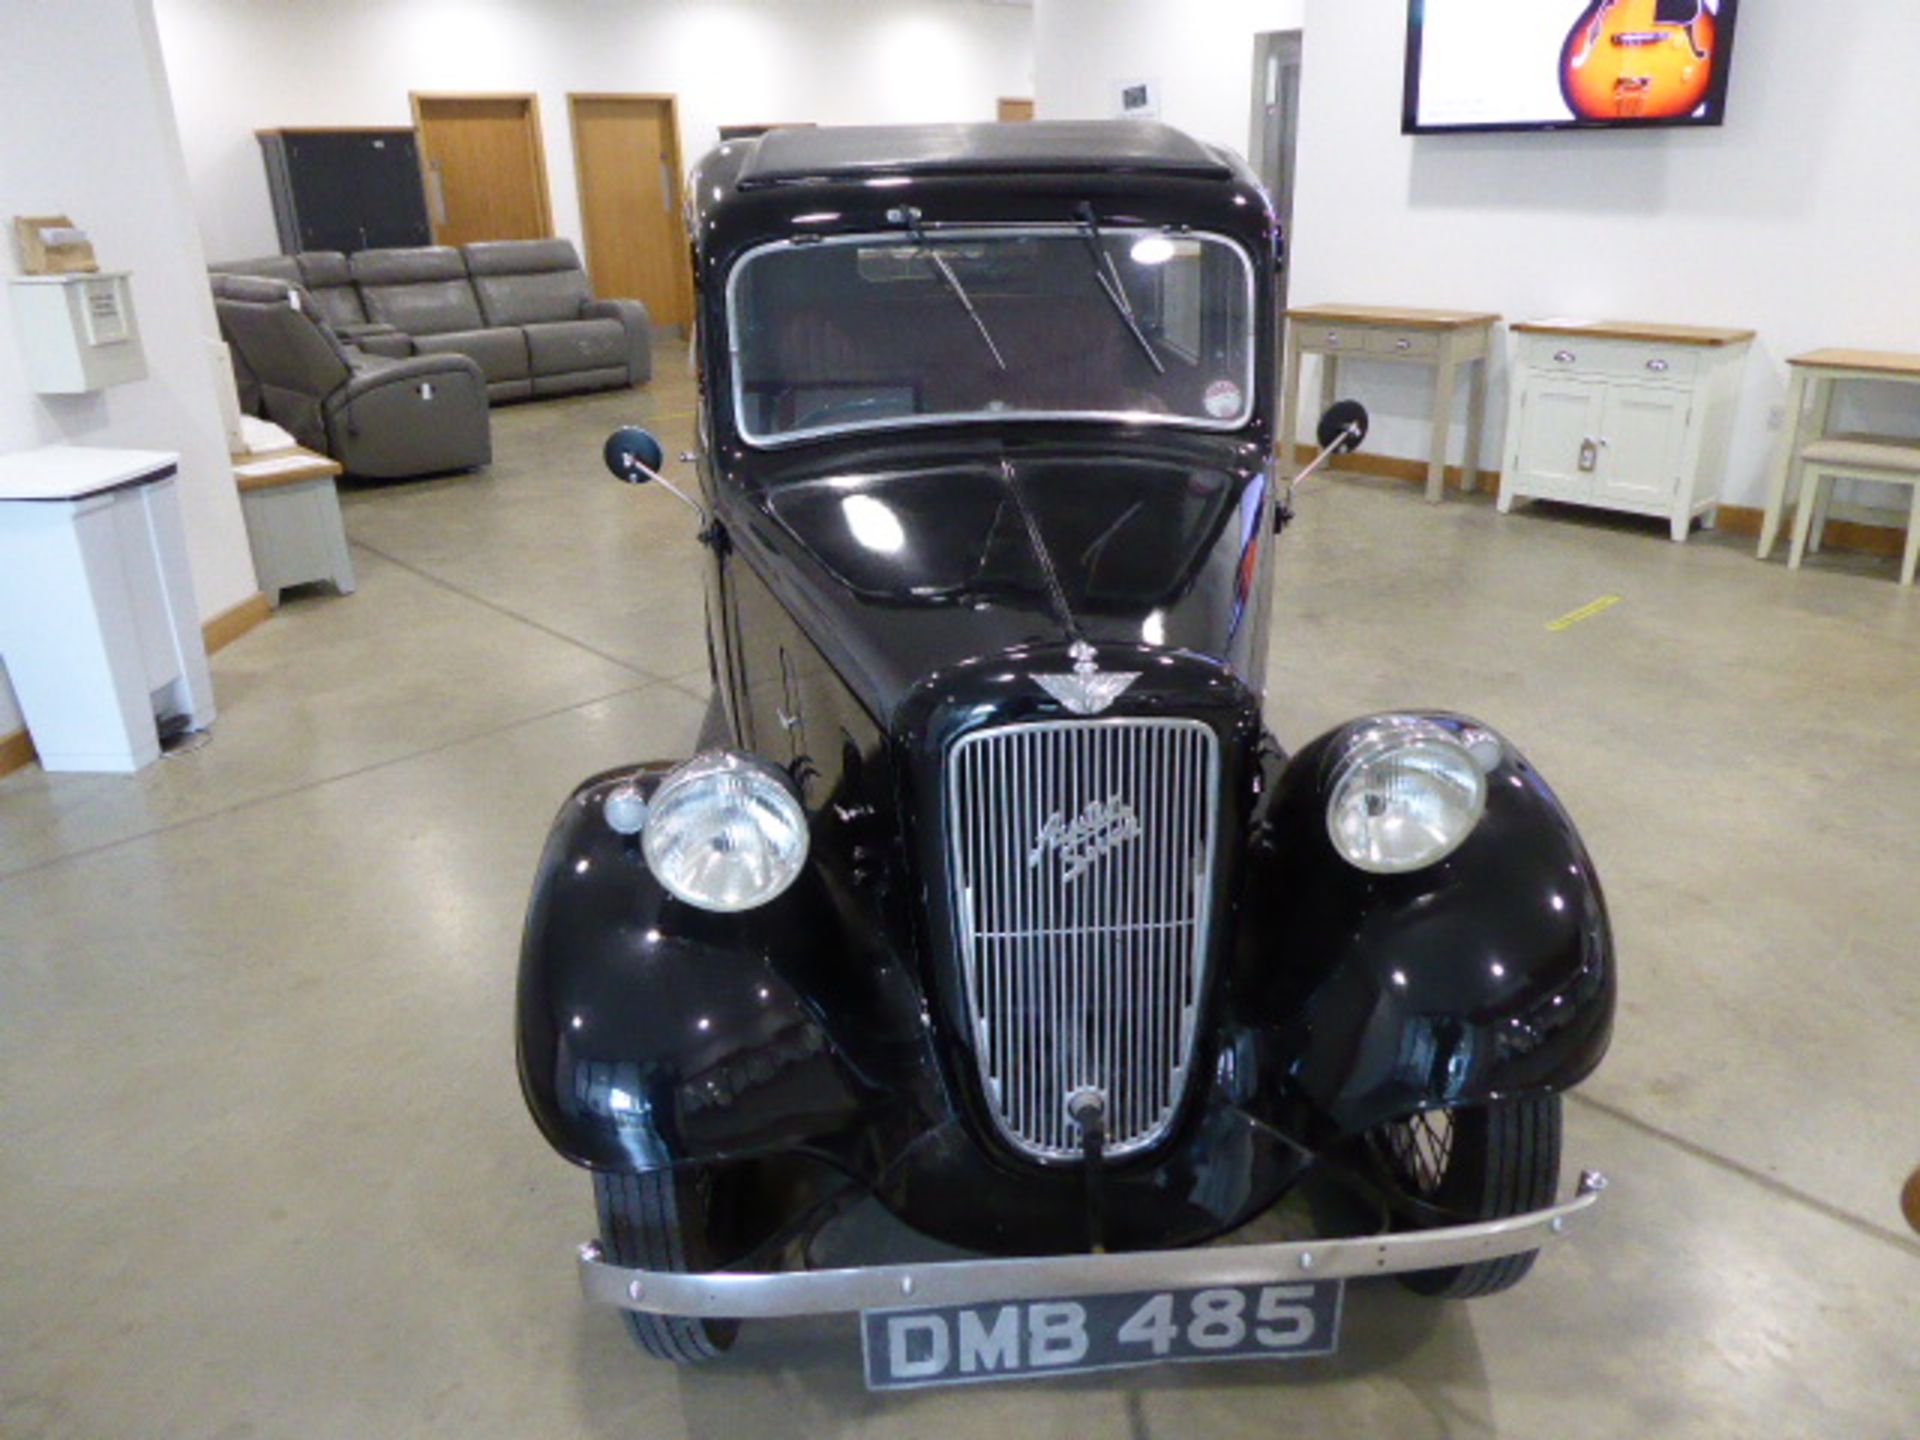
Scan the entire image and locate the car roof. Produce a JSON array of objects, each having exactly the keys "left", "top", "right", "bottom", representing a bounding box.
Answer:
[{"left": 735, "top": 121, "right": 1237, "bottom": 188}]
